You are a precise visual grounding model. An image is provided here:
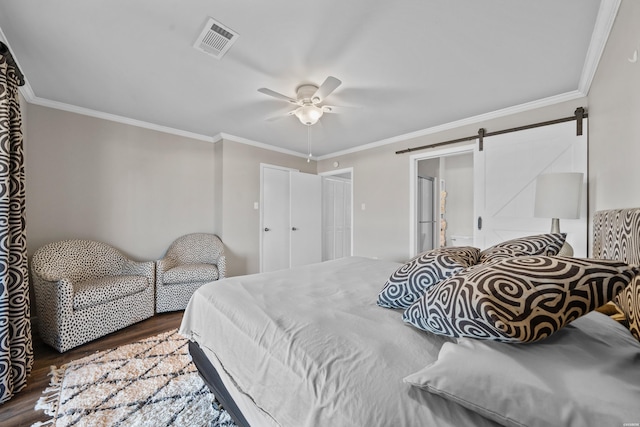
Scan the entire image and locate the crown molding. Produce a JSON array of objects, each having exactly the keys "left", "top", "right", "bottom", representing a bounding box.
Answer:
[
  {"left": 217, "top": 133, "right": 314, "bottom": 160},
  {"left": 316, "top": 90, "right": 586, "bottom": 160},
  {"left": 578, "top": 0, "right": 621, "bottom": 94},
  {"left": 21, "top": 88, "right": 586, "bottom": 162},
  {"left": 25, "top": 95, "right": 215, "bottom": 143}
]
